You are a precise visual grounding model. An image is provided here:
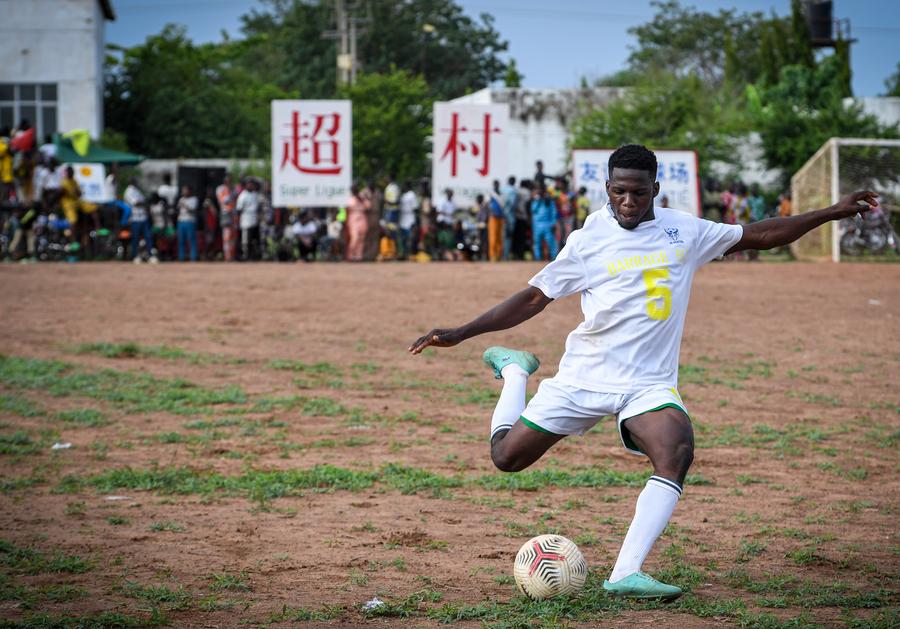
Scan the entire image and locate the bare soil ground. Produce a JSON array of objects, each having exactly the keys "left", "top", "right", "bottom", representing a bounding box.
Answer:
[{"left": 0, "top": 261, "right": 897, "bottom": 628}]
